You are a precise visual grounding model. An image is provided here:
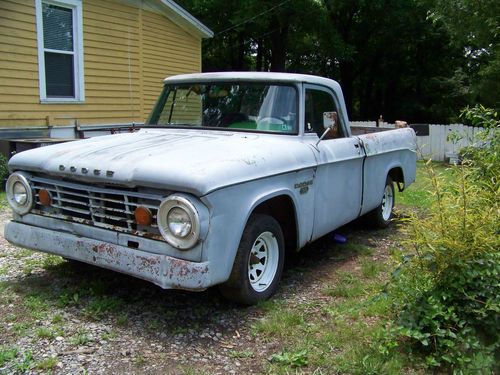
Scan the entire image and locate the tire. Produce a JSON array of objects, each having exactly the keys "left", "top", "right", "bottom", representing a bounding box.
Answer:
[
  {"left": 366, "top": 177, "right": 395, "bottom": 228},
  {"left": 219, "top": 214, "right": 285, "bottom": 305}
]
